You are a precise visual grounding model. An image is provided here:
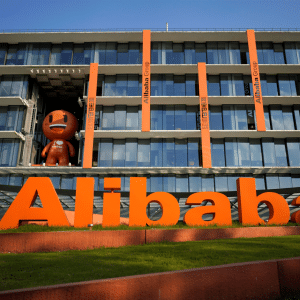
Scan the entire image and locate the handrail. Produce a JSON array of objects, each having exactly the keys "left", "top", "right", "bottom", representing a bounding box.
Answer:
[{"left": 1, "top": 28, "right": 300, "bottom": 33}]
